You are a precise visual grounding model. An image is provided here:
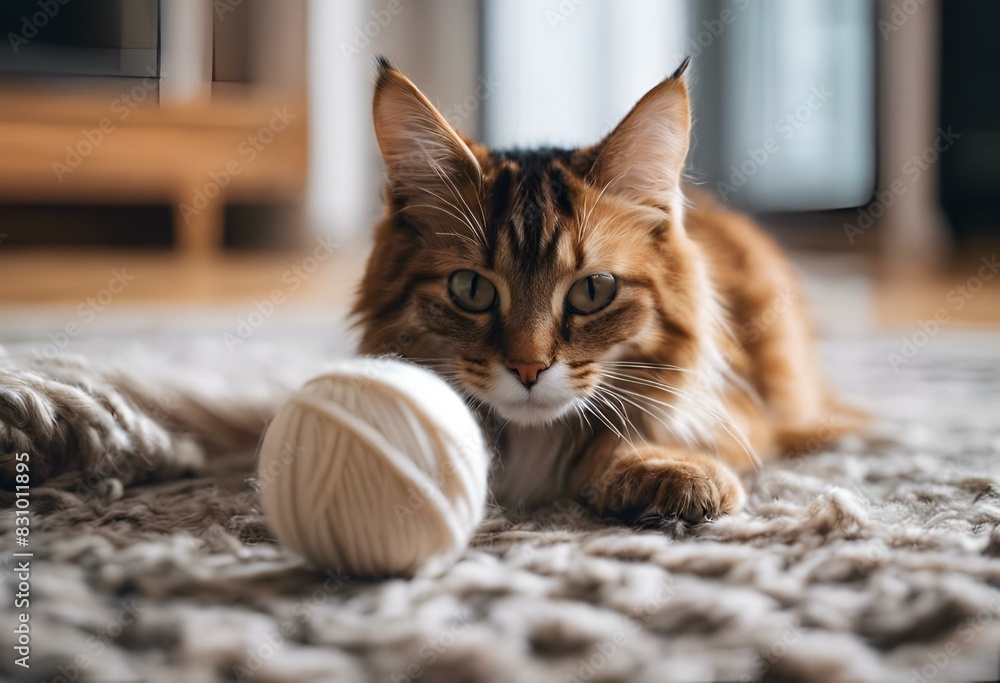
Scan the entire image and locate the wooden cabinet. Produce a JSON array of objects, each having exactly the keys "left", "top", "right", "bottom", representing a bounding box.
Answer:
[{"left": 0, "top": 0, "right": 308, "bottom": 256}]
